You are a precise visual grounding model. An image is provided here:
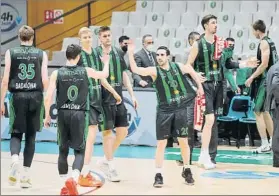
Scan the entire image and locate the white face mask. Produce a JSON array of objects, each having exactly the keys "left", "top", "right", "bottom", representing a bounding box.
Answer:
[{"left": 146, "top": 44, "right": 154, "bottom": 52}]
